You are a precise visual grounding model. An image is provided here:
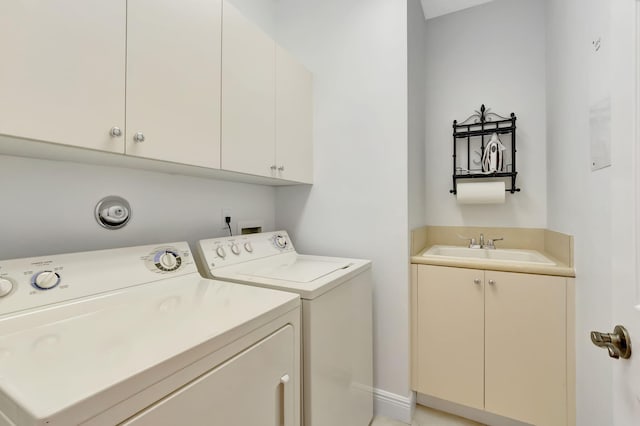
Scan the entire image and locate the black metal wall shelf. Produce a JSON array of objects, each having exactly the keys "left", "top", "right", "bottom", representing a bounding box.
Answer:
[{"left": 450, "top": 104, "right": 520, "bottom": 194}]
